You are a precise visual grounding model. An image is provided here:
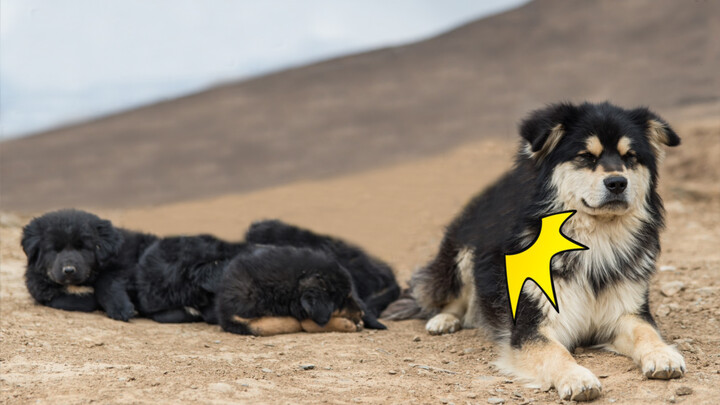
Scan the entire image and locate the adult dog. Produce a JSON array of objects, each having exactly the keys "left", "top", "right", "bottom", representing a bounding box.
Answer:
[
  {"left": 383, "top": 102, "right": 684, "bottom": 401},
  {"left": 245, "top": 219, "right": 400, "bottom": 329},
  {"left": 22, "top": 209, "right": 157, "bottom": 321}
]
